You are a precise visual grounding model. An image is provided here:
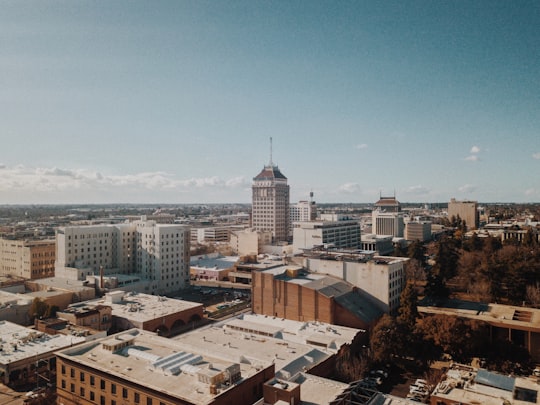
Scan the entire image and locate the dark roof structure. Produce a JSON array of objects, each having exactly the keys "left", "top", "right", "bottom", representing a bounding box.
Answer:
[{"left": 253, "top": 165, "right": 287, "bottom": 180}]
